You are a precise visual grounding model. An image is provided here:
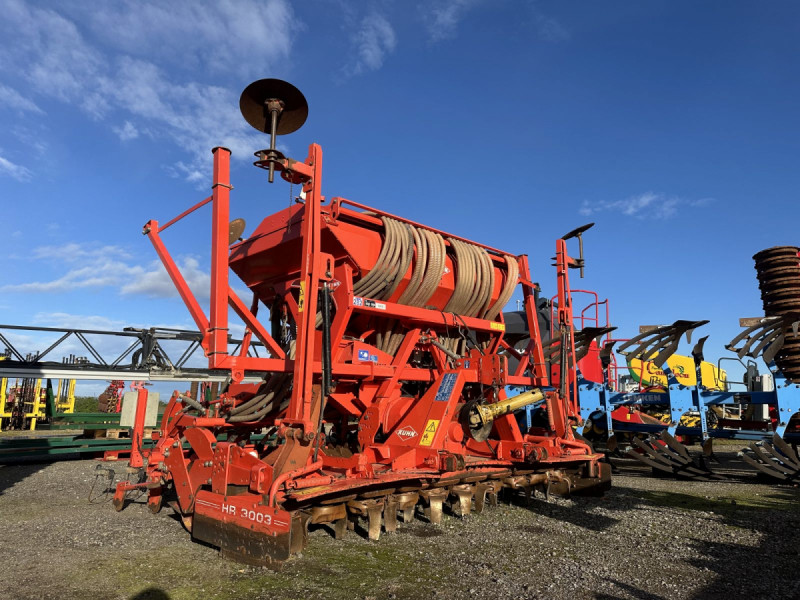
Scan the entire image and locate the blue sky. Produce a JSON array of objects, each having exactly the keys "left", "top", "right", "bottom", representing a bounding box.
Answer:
[{"left": 1, "top": 0, "right": 799, "bottom": 392}]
